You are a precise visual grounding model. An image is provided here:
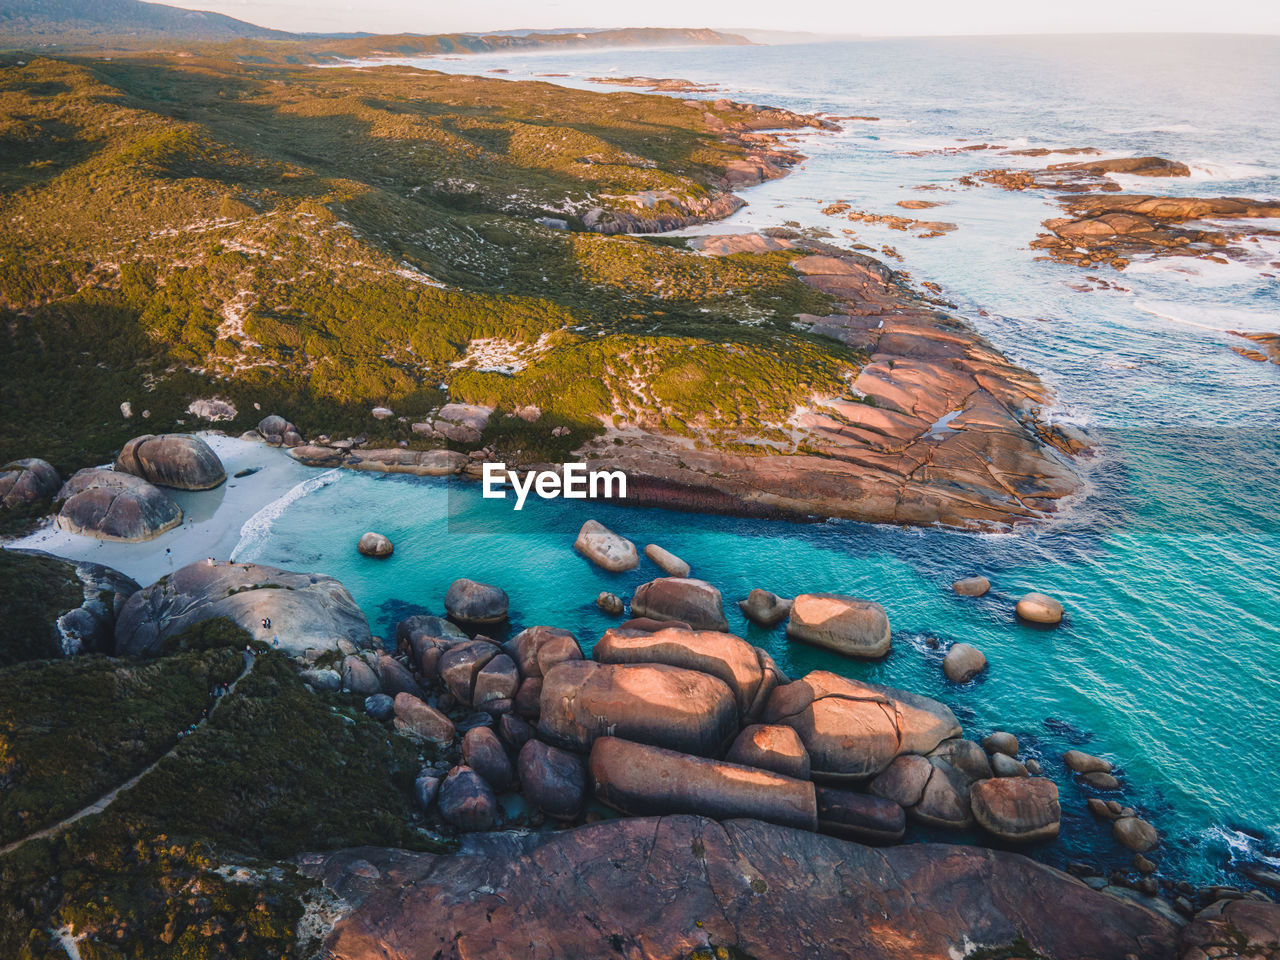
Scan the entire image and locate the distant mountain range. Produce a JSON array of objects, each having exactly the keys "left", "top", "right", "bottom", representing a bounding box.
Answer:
[{"left": 0, "top": 0, "right": 752, "bottom": 52}]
